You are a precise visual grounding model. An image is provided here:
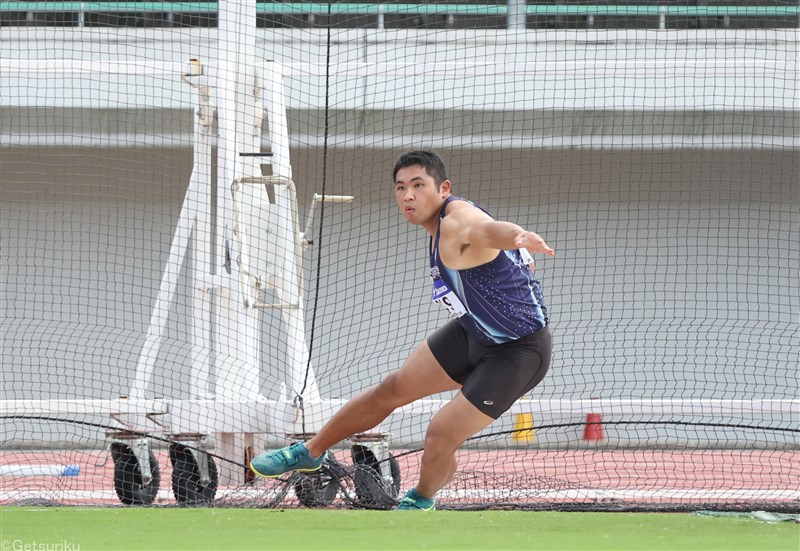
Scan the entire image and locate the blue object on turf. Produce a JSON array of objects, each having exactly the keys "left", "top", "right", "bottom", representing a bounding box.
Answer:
[
  {"left": 395, "top": 488, "right": 436, "bottom": 511},
  {"left": 249, "top": 442, "right": 326, "bottom": 478}
]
